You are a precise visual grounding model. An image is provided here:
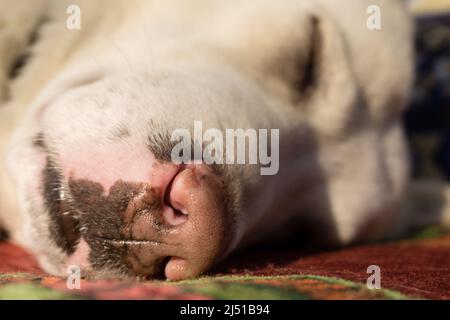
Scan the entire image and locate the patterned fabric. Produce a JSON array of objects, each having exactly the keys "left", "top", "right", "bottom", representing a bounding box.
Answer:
[{"left": 0, "top": 227, "right": 449, "bottom": 300}]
